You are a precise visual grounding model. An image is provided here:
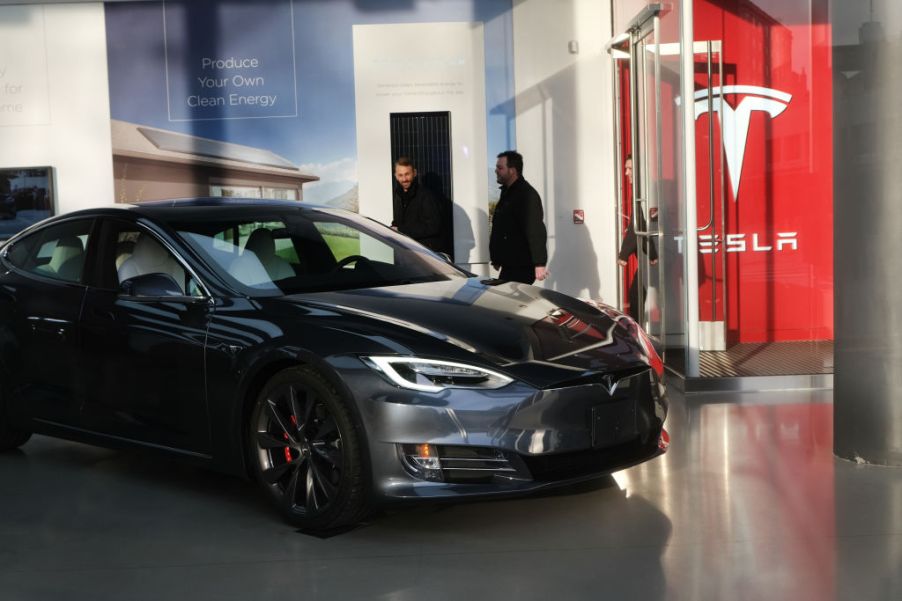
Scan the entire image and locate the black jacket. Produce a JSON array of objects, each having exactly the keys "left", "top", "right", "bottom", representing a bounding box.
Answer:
[
  {"left": 392, "top": 179, "right": 443, "bottom": 252},
  {"left": 489, "top": 177, "right": 547, "bottom": 267},
  {"left": 618, "top": 210, "right": 658, "bottom": 262}
]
